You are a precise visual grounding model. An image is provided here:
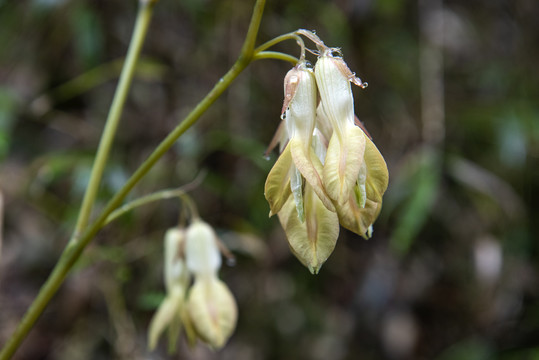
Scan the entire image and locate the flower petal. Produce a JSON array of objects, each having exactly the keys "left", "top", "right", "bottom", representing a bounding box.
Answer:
[
  {"left": 278, "top": 183, "right": 340, "bottom": 274},
  {"left": 264, "top": 143, "right": 293, "bottom": 216},
  {"left": 337, "top": 196, "right": 382, "bottom": 239},
  {"left": 336, "top": 137, "right": 388, "bottom": 238},
  {"left": 364, "top": 136, "right": 389, "bottom": 203},
  {"left": 323, "top": 125, "right": 366, "bottom": 205},
  {"left": 289, "top": 138, "right": 335, "bottom": 212},
  {"left": 187, "top": 278, "right": 238, "bottom": 349},
  {"left": 147, "top": 290, "right": 184, "bottom": 350}
]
